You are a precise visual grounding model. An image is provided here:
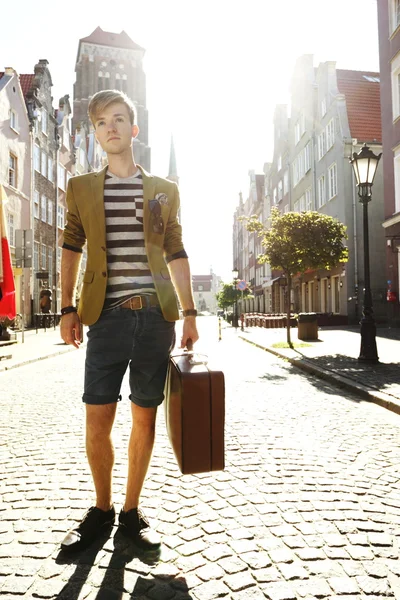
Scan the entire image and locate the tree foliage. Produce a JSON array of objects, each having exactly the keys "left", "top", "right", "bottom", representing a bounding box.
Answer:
[
  {"left": 216, "top": 282, "right": 251, "bottom": 311},
  {"left": 246, "top": 208, "right": 349, "bottom": 275},
  {"left": 245, "top": 208, "right": 349, "bottom": 344}
]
